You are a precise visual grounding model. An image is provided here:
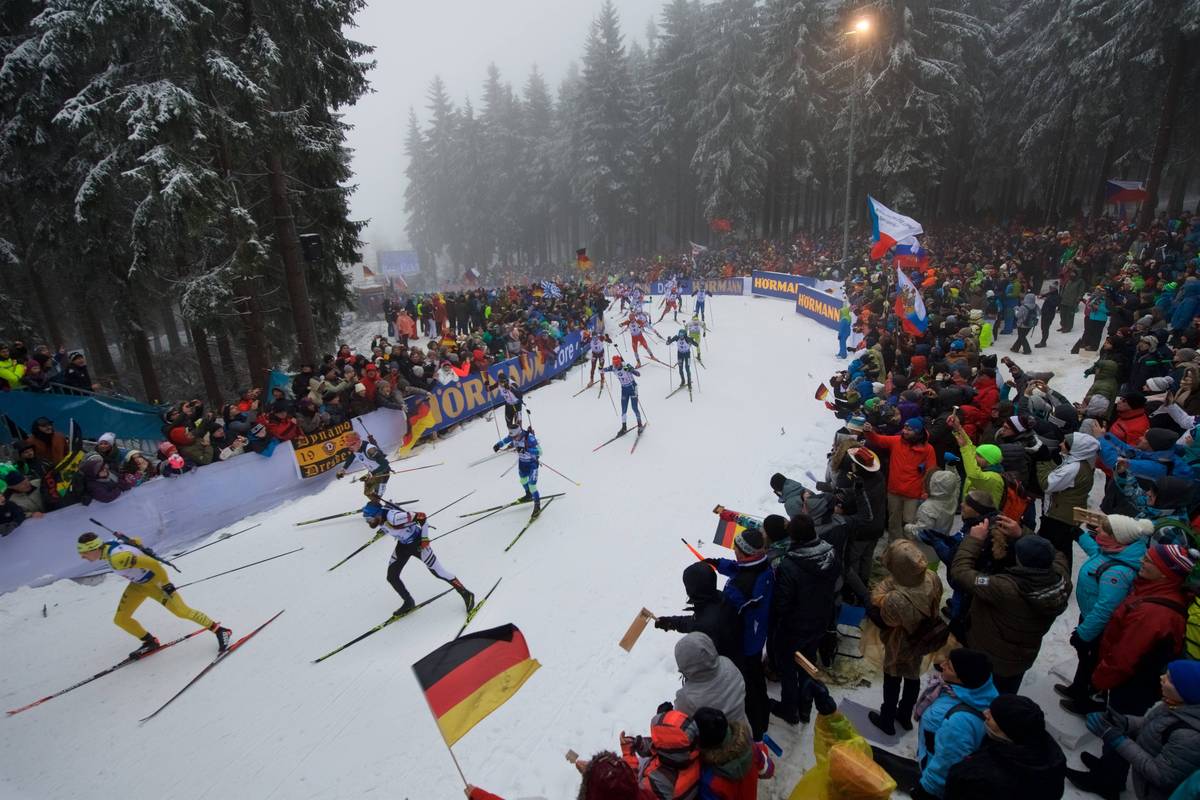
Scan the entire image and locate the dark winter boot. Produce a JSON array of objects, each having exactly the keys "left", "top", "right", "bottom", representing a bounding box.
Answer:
[
  {"left": 210, "top": 623, "right": 232, "bottom": 653},
  {"left": 618, "top": 422, "right": 628, "bottom": 436},
  {"left": 394, "top": 588, "right": 417, "bottom": 617},
  {"left": 1065, "top": 768, "right": 1121, "bottom": 800},
  {"left": 870, "top": 673, "right": 901, "bottom": 735},
  {"left": 896, "top": 677, "right": 920, "bottom": 731},
  {"left": 130, "top": 634, "right": 161, "bottom": 660},
  {"left": 451, "top": 579, "right": 475, "bottom": 612}
]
